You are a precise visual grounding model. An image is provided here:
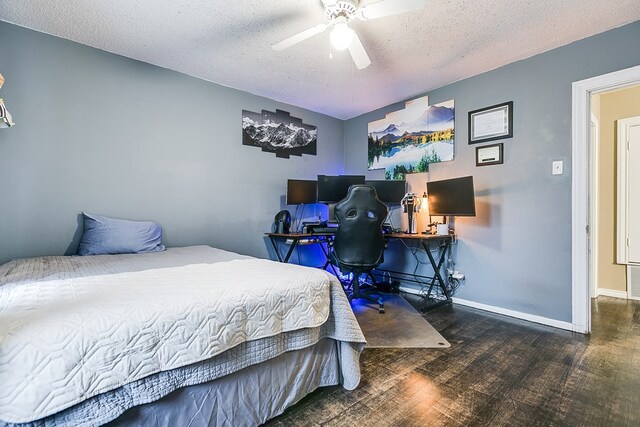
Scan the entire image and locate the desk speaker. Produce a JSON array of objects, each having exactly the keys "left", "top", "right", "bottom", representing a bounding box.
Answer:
[{"left": 274, "top": 210, "right": 291, "bottom": 234}]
